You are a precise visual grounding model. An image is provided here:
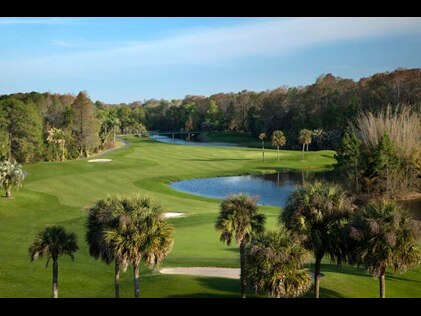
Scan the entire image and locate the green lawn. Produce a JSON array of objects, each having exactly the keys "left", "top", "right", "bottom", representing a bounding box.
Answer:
[
  {"left": 204, "top": 131, "right": 262, "bottom": 147},
  {"left": 0, "top": 136, "right": 419, "bottom": 298}
]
